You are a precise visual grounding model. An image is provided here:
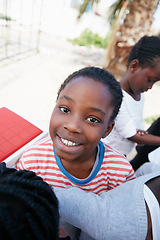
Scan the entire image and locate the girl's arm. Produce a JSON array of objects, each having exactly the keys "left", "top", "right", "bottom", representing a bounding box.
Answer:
[
  {"left": 129, "top": 133, "right": 160, "bottom": 145},
  {"left": 53, "top": 177, "right": 149, "bottom": 240}
]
